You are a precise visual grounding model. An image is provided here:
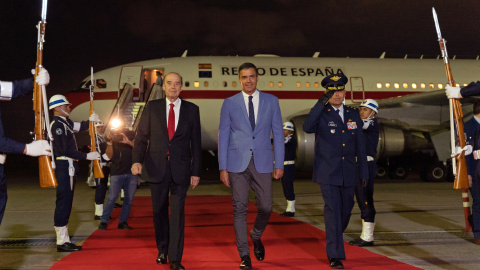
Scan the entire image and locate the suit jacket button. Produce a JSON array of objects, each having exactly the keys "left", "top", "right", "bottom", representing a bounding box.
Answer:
[{"left": 253, "top": 137, "right": 255, "bottom": 139}]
